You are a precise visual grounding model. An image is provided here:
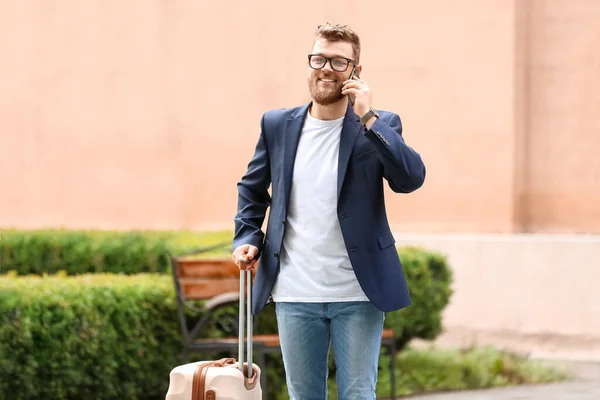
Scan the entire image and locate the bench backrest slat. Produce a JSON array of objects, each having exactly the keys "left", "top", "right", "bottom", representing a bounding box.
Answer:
[{"left": 173, "top": 257, "right": 250, "bottom": 301}]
